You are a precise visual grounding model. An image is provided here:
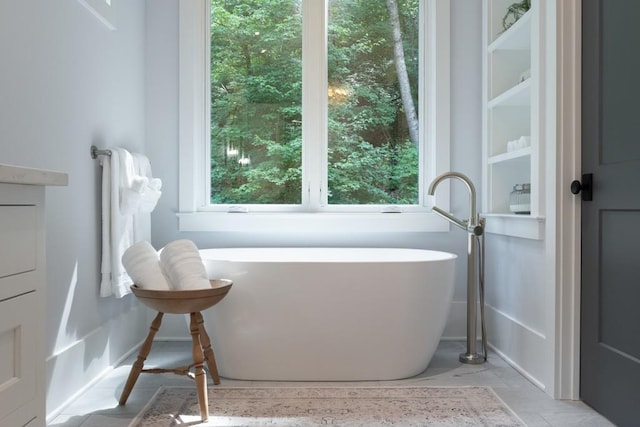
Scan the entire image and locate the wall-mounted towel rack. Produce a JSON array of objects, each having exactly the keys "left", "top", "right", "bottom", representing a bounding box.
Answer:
[{"left": 91, "top": 145, "right": 112, "bottom": 159}]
